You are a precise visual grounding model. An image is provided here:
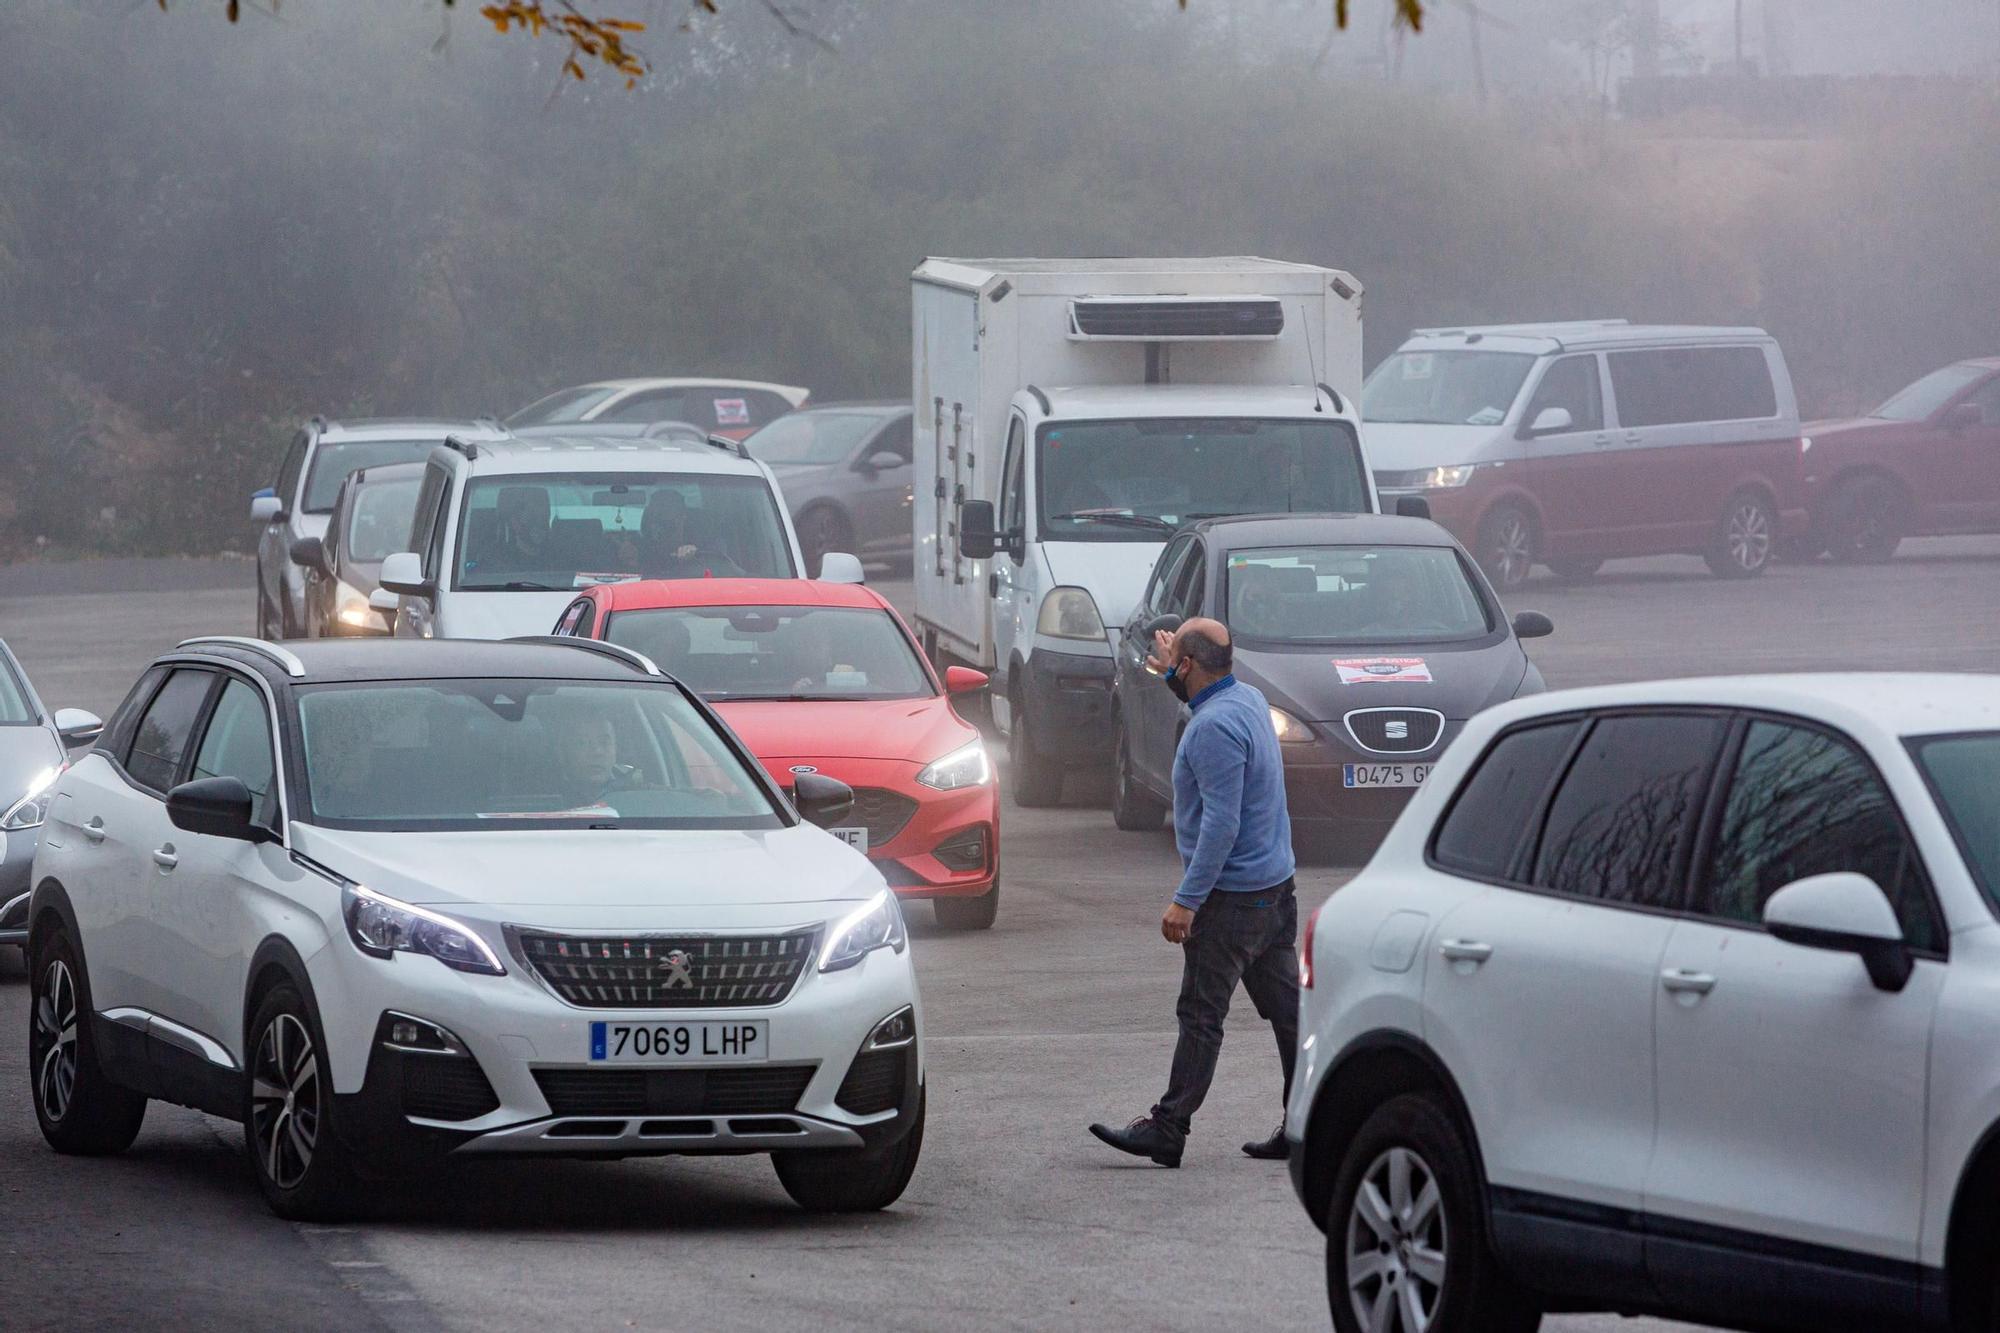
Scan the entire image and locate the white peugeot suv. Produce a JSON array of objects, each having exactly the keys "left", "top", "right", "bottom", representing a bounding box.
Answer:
[
  {"left": 1288, "top": 674, "right": 2000, "bottom": 1333},
  {"left": 27, "top": 636, "right": 923, "bottom": 1219}
]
